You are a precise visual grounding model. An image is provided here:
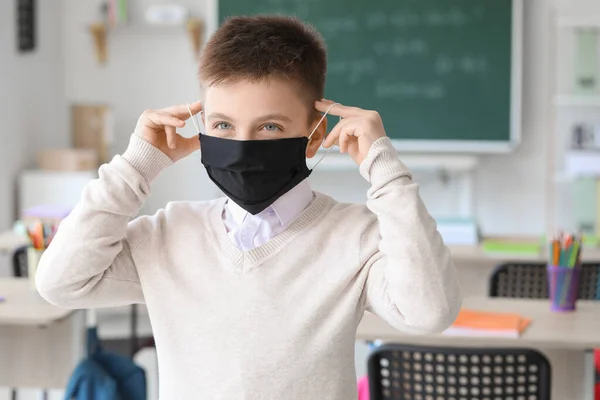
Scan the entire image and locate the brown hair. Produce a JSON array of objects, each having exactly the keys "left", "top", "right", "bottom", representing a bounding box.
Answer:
[{"left": 199, "top": 15, "right": 327, "bottom": 106}]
